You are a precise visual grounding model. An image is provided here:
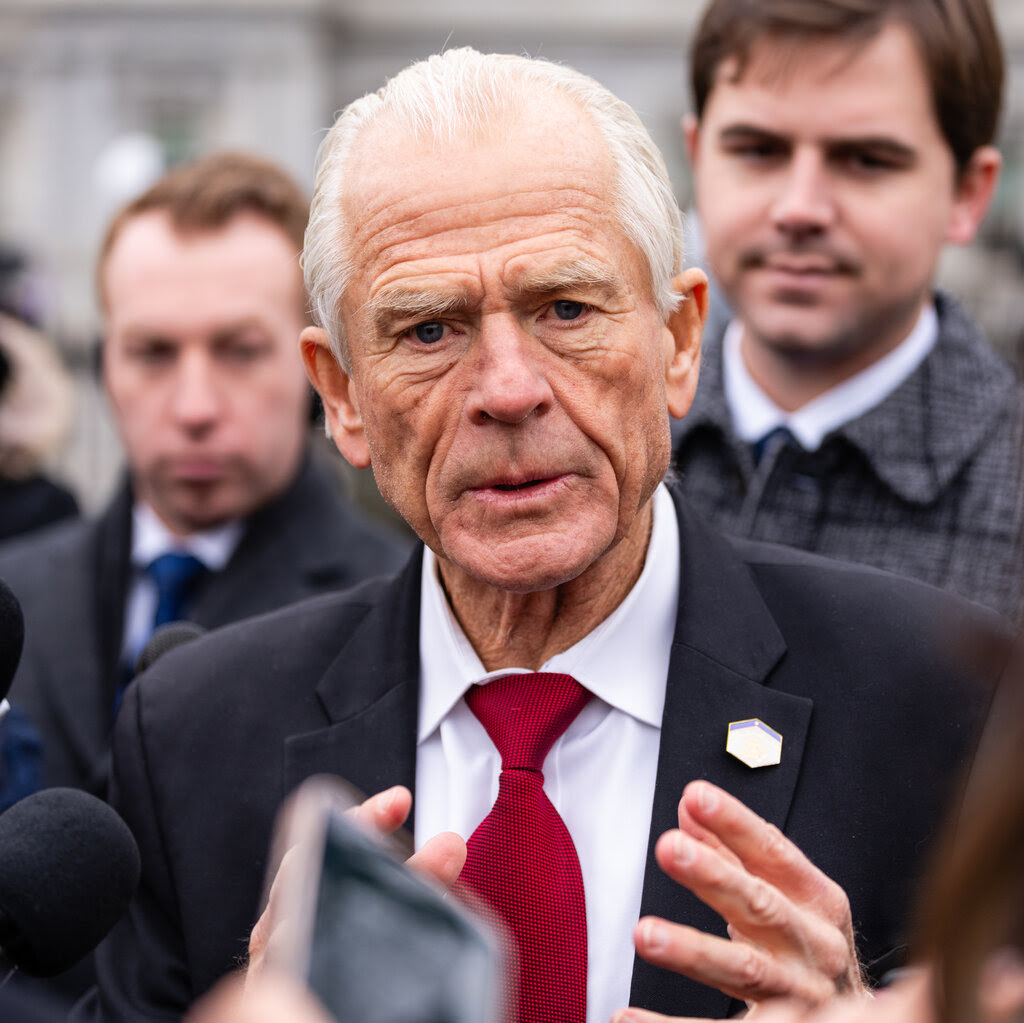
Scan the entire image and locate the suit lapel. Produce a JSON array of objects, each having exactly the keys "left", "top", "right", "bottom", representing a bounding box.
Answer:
[
  {"left": 629, "top": 492, "right": 813, "bottom": 1017},
  {"left": 40, "top": 481, "right": 132, "bottom": 786},
  {"left": 283, "top": 552, "right": 424, "bottom": 805},
  {"left": 94, "top": 479, "right": 134, "bottom": 700}
]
